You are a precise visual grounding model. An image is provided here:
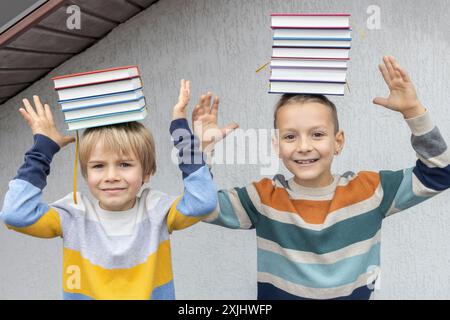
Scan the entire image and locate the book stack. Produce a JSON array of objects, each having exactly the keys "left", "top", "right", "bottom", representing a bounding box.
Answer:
[
  {"left": 269, "top": 13, "right": 352, "bottom": 96},
  {"left": 51, "top": 66, "right": 147, "bottom": 131}
]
